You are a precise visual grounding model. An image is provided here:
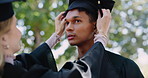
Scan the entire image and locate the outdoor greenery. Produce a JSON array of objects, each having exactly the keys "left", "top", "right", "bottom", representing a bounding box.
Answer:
[{"left": 13, "top": 0, "right": 148, "bottom": 77}]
